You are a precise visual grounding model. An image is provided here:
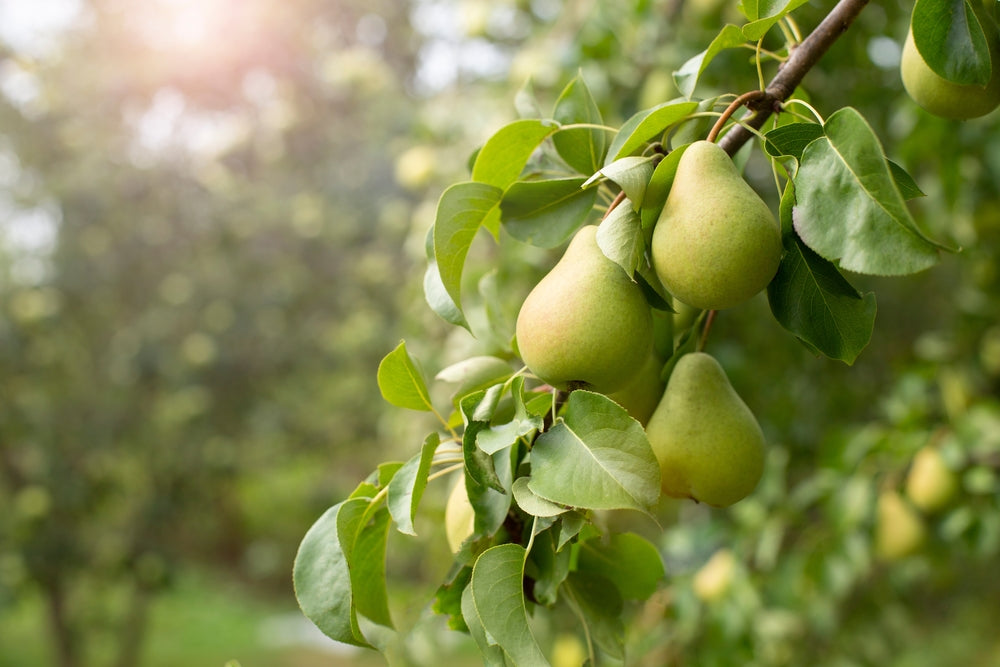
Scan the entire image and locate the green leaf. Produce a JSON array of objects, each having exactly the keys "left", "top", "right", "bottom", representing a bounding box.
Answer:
[
  {"left": 792, "top": 108, "right": 943, "bottom": 275},
  {"left": 596, "top": 200, "right": 644, "bottom": 277},
  {"left": 887, "top": 160, "right": 926, "bottom": 200},
  {"left": 911, "top": 0, "right": 991, "bottom": 86},
  {"left": 461, "top": 584, "right": 507, "bottom": 666},
  {"left": 528, "top": 391, "right": 660, "bottom": 512},
  {"left": 740, "top": 0, "right": 811, "bottom": 40},
  {"left": 639, "top": 144, "right": 689, "bottom": 231},
  {"left": 673, "top": 25, "right": 746, "bottom": 98},
  {"left": 348, "top": 505, "right": 394, "bottom": 628},
  {"left": 436, "top": 356, "right": 514, "bottom": 404},
  {"left": 433, "top": 182, "right": 504, "bottom": 323},
  {"left": 478, "top": 377, "right": 544, "bottom": 455},
  {"left": 605, "top": 101, "right": 700, "bottom": 164},
  {"left": 500, "top": 177, "right": 598, "bottom": 249},
  {"left": 556, "top": 512, "right": 588, "bottom": 551},
  {"left": 461, "top": 389, "right": 506, "bottom": 493},
  {"left": 585, "top": 156, "right": 655, "bottom": 207},
  {"left": 513, "top": 477, "right": 569, "bottom": 517},
  {"left": 768, "top": 232, "right": 877, "bottom": 365},
  {"left": 577, "top": 533, "right": 665, "bottom": 600},
  {"left": 527, "top": 529, "right": 571, "bottom": 605},
  {"left": 552, "top": 76, "right": 608, "bottom": 175},
  {"left": 387, "top": 433, "right": 439, "bottom": 536},
  {"left": 293, "top": 499, "right": 372, "bottom": 647},
  {"left": 434, "top": 566, "right": 472, "bottom": 632},
  {"left": 764, "top": 122, "right": 824, "bottom": 161},
  {"left": 377, "top": 341, "right": 433, "bottom": 411},
  {"left": 424, "top": 224, "right": 468, "bottom": 329},
  {"left": 472, "top": 119, "right": 559, "bottom": 190},
  {"left": 471, "top": 544, "right": 550, "bottom": 666},
  {"left": 563, "top": 571, "right": 625, "bottom": 660}
]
